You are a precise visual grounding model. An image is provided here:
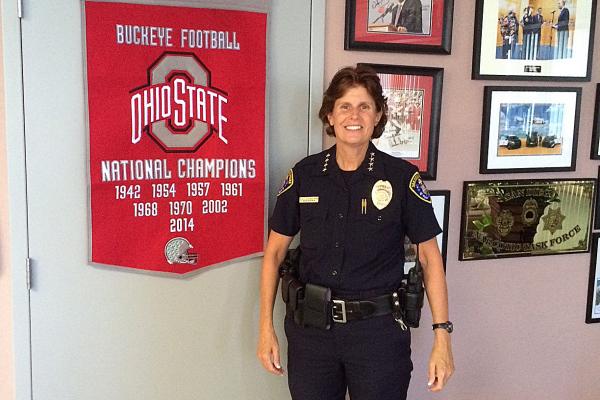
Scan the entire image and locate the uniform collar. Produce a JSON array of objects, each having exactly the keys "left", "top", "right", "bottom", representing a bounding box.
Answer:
[{"left": 317, "top": 142, "right": 385, "bottom": 180}]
